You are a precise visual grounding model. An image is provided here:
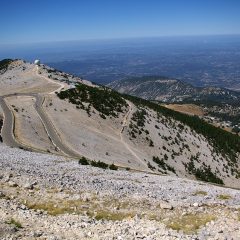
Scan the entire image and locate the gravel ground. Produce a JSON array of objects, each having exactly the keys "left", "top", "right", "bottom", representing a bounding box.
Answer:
[{"left": 0, "top": 144, "right": 240, "bottom": 239}]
